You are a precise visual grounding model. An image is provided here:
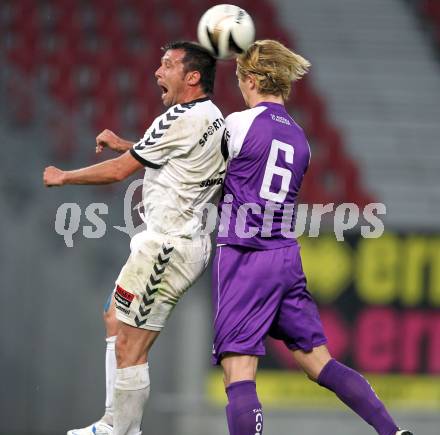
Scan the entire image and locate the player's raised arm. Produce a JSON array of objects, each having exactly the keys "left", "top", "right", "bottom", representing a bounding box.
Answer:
[
  {"left": 95, "top": 129, "right": 134, "bottom": 154},
  {"left": 43, "top": 150, "right": 143, "bottom": 187}
]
